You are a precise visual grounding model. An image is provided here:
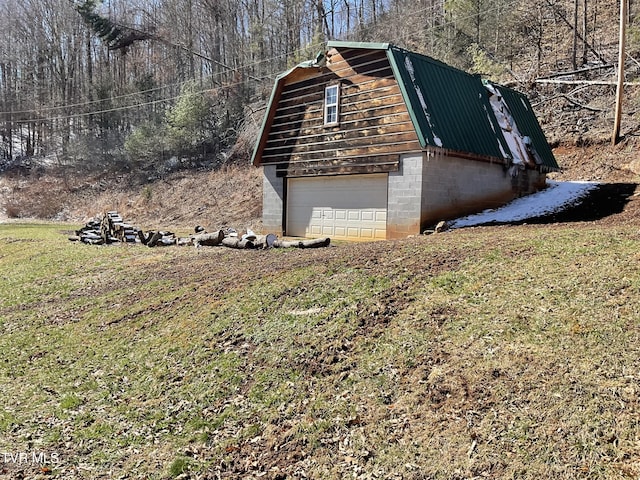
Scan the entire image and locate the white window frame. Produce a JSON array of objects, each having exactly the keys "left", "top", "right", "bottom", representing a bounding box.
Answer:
[{"left": 324, "top": 84, "right": 340, "bottom": 126}]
